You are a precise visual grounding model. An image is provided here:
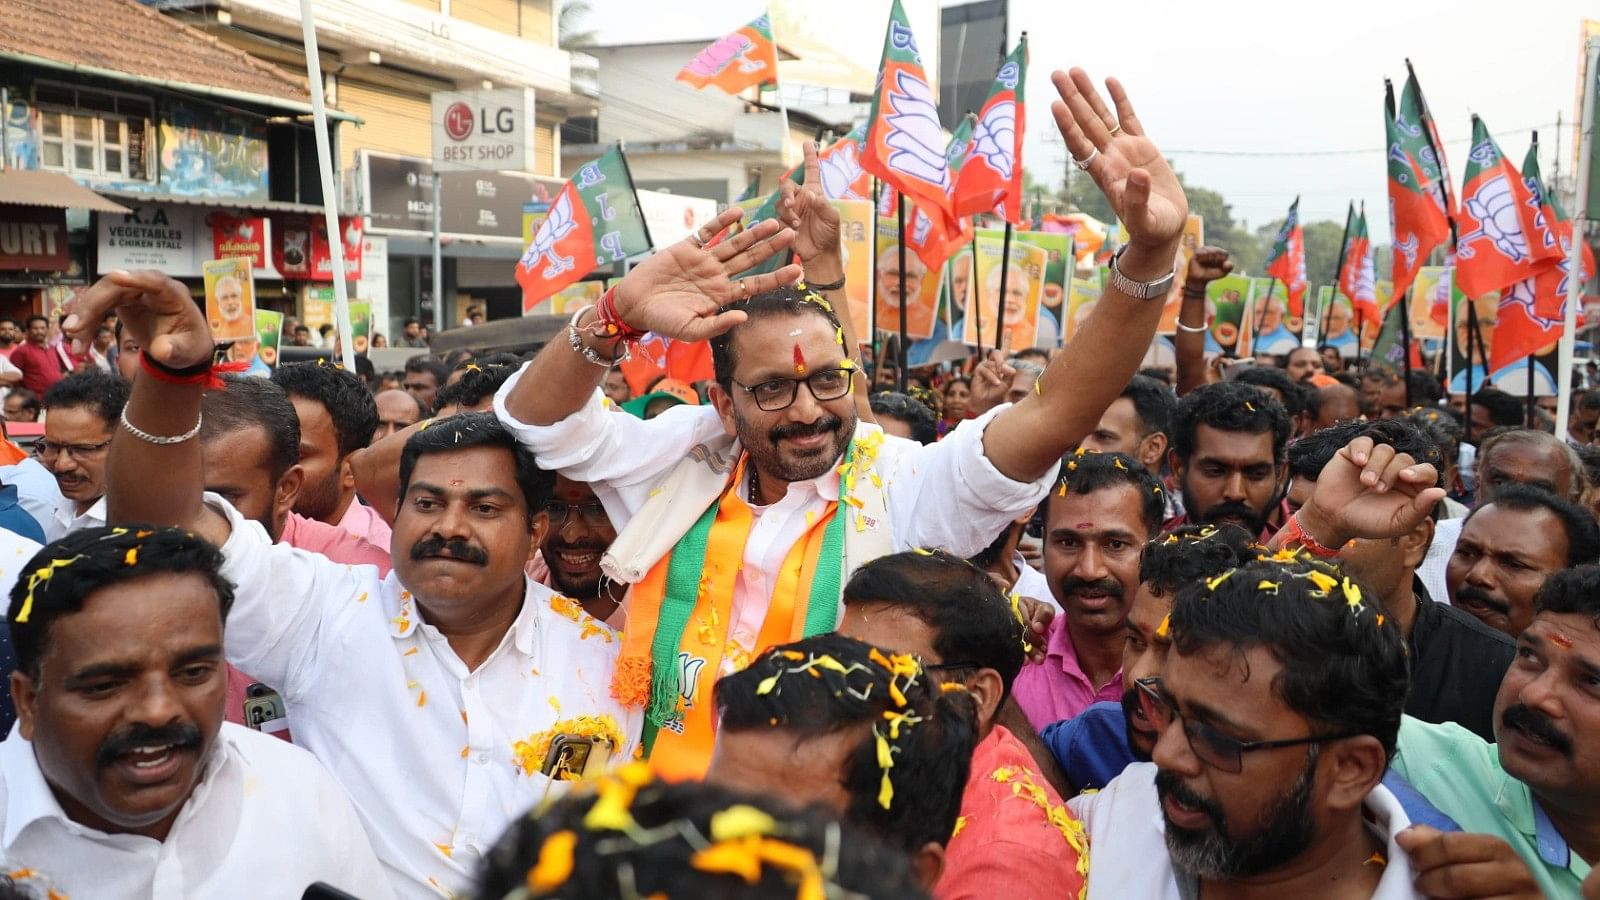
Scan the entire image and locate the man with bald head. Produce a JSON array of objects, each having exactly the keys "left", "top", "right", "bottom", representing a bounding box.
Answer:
[
  {"left": 371, "top": 389, "right": 423, "bottom": 443},
  {"left": 1311, "top": 381, "right": 1361, "bottom": 430}
]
